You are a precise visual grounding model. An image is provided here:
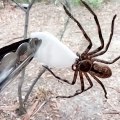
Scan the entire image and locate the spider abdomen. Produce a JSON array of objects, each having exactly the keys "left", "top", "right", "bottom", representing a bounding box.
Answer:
[{"left": 91, "top": 63, "right": 112, "bottom": 78}]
